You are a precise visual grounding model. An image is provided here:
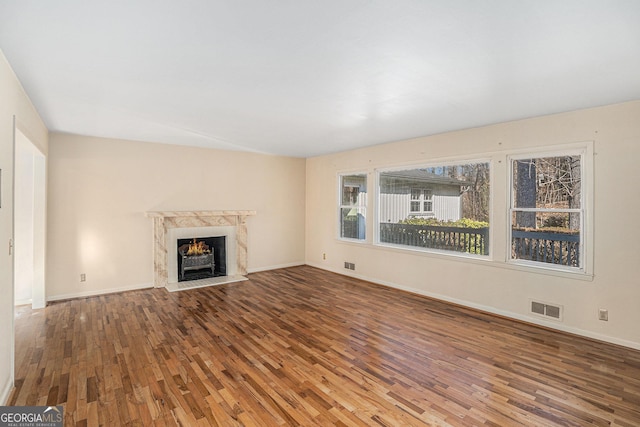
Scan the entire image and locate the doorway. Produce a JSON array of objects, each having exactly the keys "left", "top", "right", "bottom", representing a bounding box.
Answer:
[{"left": 14, "top": 129, "right": 46, "bottom": 309}]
